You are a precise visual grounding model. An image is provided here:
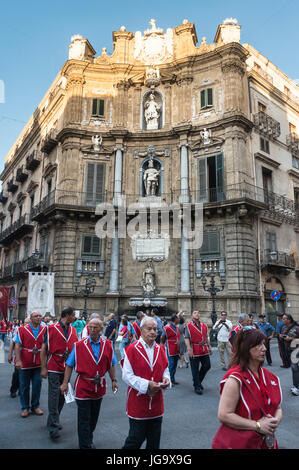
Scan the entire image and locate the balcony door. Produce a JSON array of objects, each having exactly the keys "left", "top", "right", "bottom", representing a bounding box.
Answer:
[
  {"left": 85, "top": 162, "right": 105, "bottom": 206},
  {"left": 198, "top": 153, "right": 224, "bottom": 203}
]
